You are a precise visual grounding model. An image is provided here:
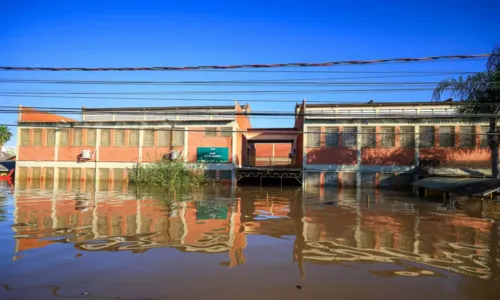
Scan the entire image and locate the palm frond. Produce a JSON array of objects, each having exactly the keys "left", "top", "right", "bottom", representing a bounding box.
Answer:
[{"left": 487, "top": 44, "right": 500, "bottom": 72}]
